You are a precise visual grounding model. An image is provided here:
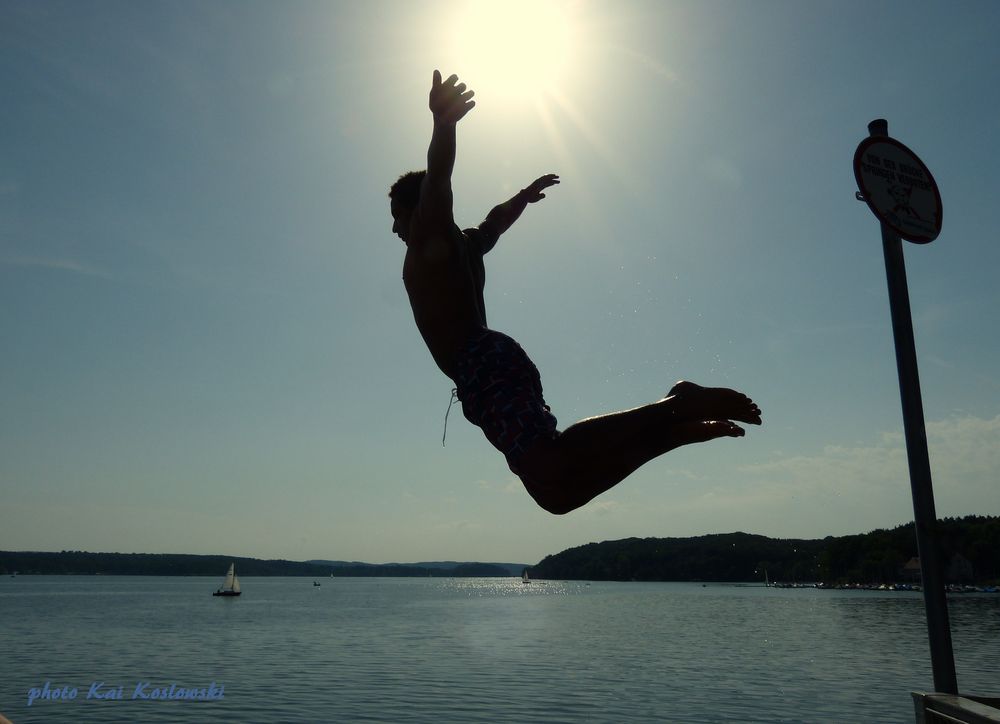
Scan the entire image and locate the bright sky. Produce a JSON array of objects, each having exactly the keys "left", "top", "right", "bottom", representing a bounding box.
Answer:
[{"left": 2, "top": 1, "right": 998, "bottom": 565}]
